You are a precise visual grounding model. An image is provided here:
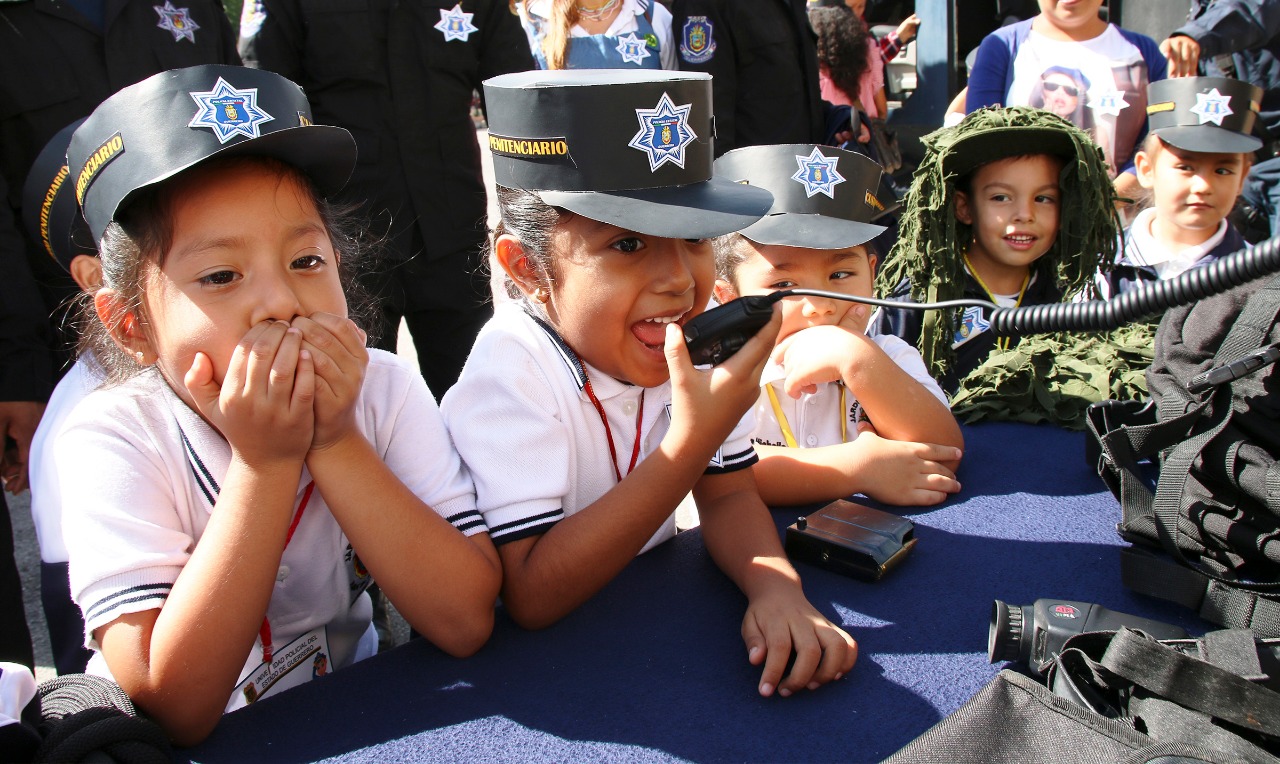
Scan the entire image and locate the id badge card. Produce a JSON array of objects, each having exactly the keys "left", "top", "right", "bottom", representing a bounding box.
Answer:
[{"left": 229, "top": 627, "right": 331, "bottom": 711}]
